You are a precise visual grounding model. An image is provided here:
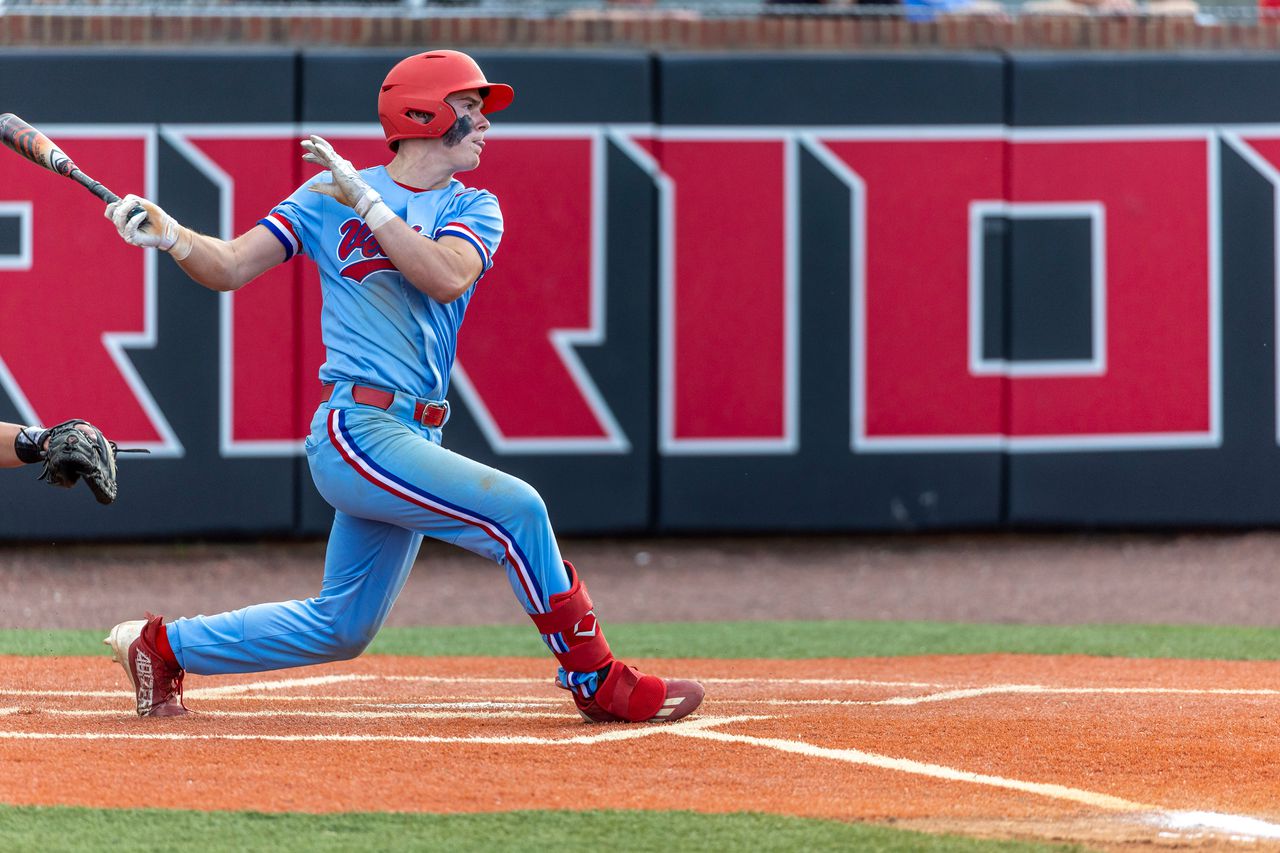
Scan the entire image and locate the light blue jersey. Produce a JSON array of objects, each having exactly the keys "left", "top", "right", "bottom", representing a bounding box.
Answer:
[{"left": 259, "top": 166, "right": 503, "bottom": 401}]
